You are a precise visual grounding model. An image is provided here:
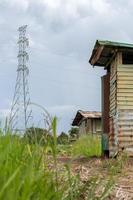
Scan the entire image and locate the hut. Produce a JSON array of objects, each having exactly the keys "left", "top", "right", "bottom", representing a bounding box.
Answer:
[
  {"left": 72, "top": 110, "right": 102, "bottom": 135},
  {"left": 89, "top": 40, "right": 133, "bottom": 157}
]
